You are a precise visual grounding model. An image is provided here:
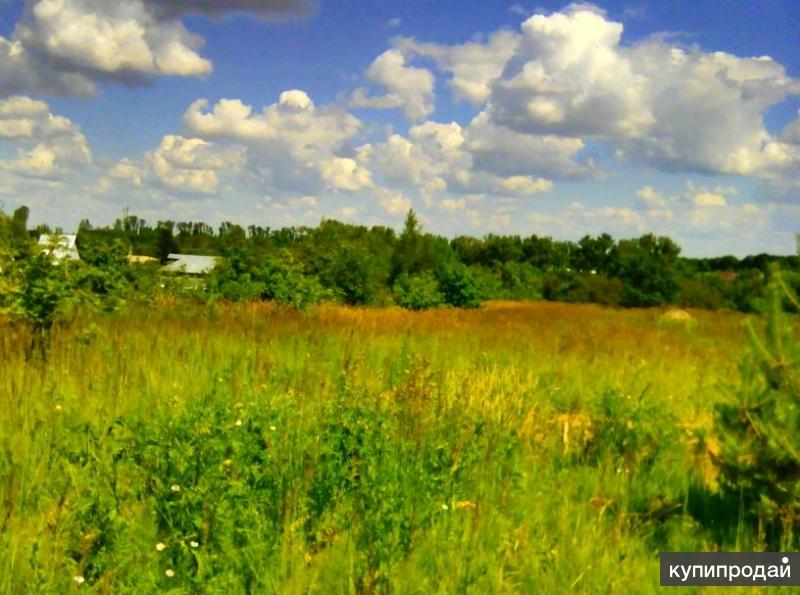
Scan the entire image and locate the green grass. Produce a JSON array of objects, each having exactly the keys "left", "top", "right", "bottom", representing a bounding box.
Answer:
[{"left": 0, "top": 301, "right": 787, "bottom": 593}]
